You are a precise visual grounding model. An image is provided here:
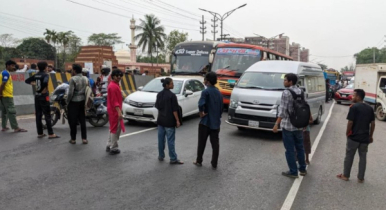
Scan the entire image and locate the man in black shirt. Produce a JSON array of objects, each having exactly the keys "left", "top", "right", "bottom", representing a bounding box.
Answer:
[
  {"left": 25, "top": 61, "right": 60, "bottom": 139},
  {"left": 155, "top": 78, "right": 183, "bottom": 165},
  {"left": 337, "top": 89, "right": 375, "bottom": 183}
]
